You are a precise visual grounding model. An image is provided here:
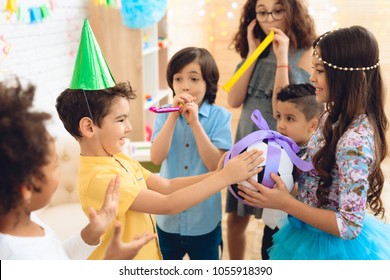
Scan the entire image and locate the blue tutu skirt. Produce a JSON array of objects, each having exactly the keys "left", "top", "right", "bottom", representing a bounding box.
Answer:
[{"left": 269, "top": 214, "right": 390, "bottom": 260}]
